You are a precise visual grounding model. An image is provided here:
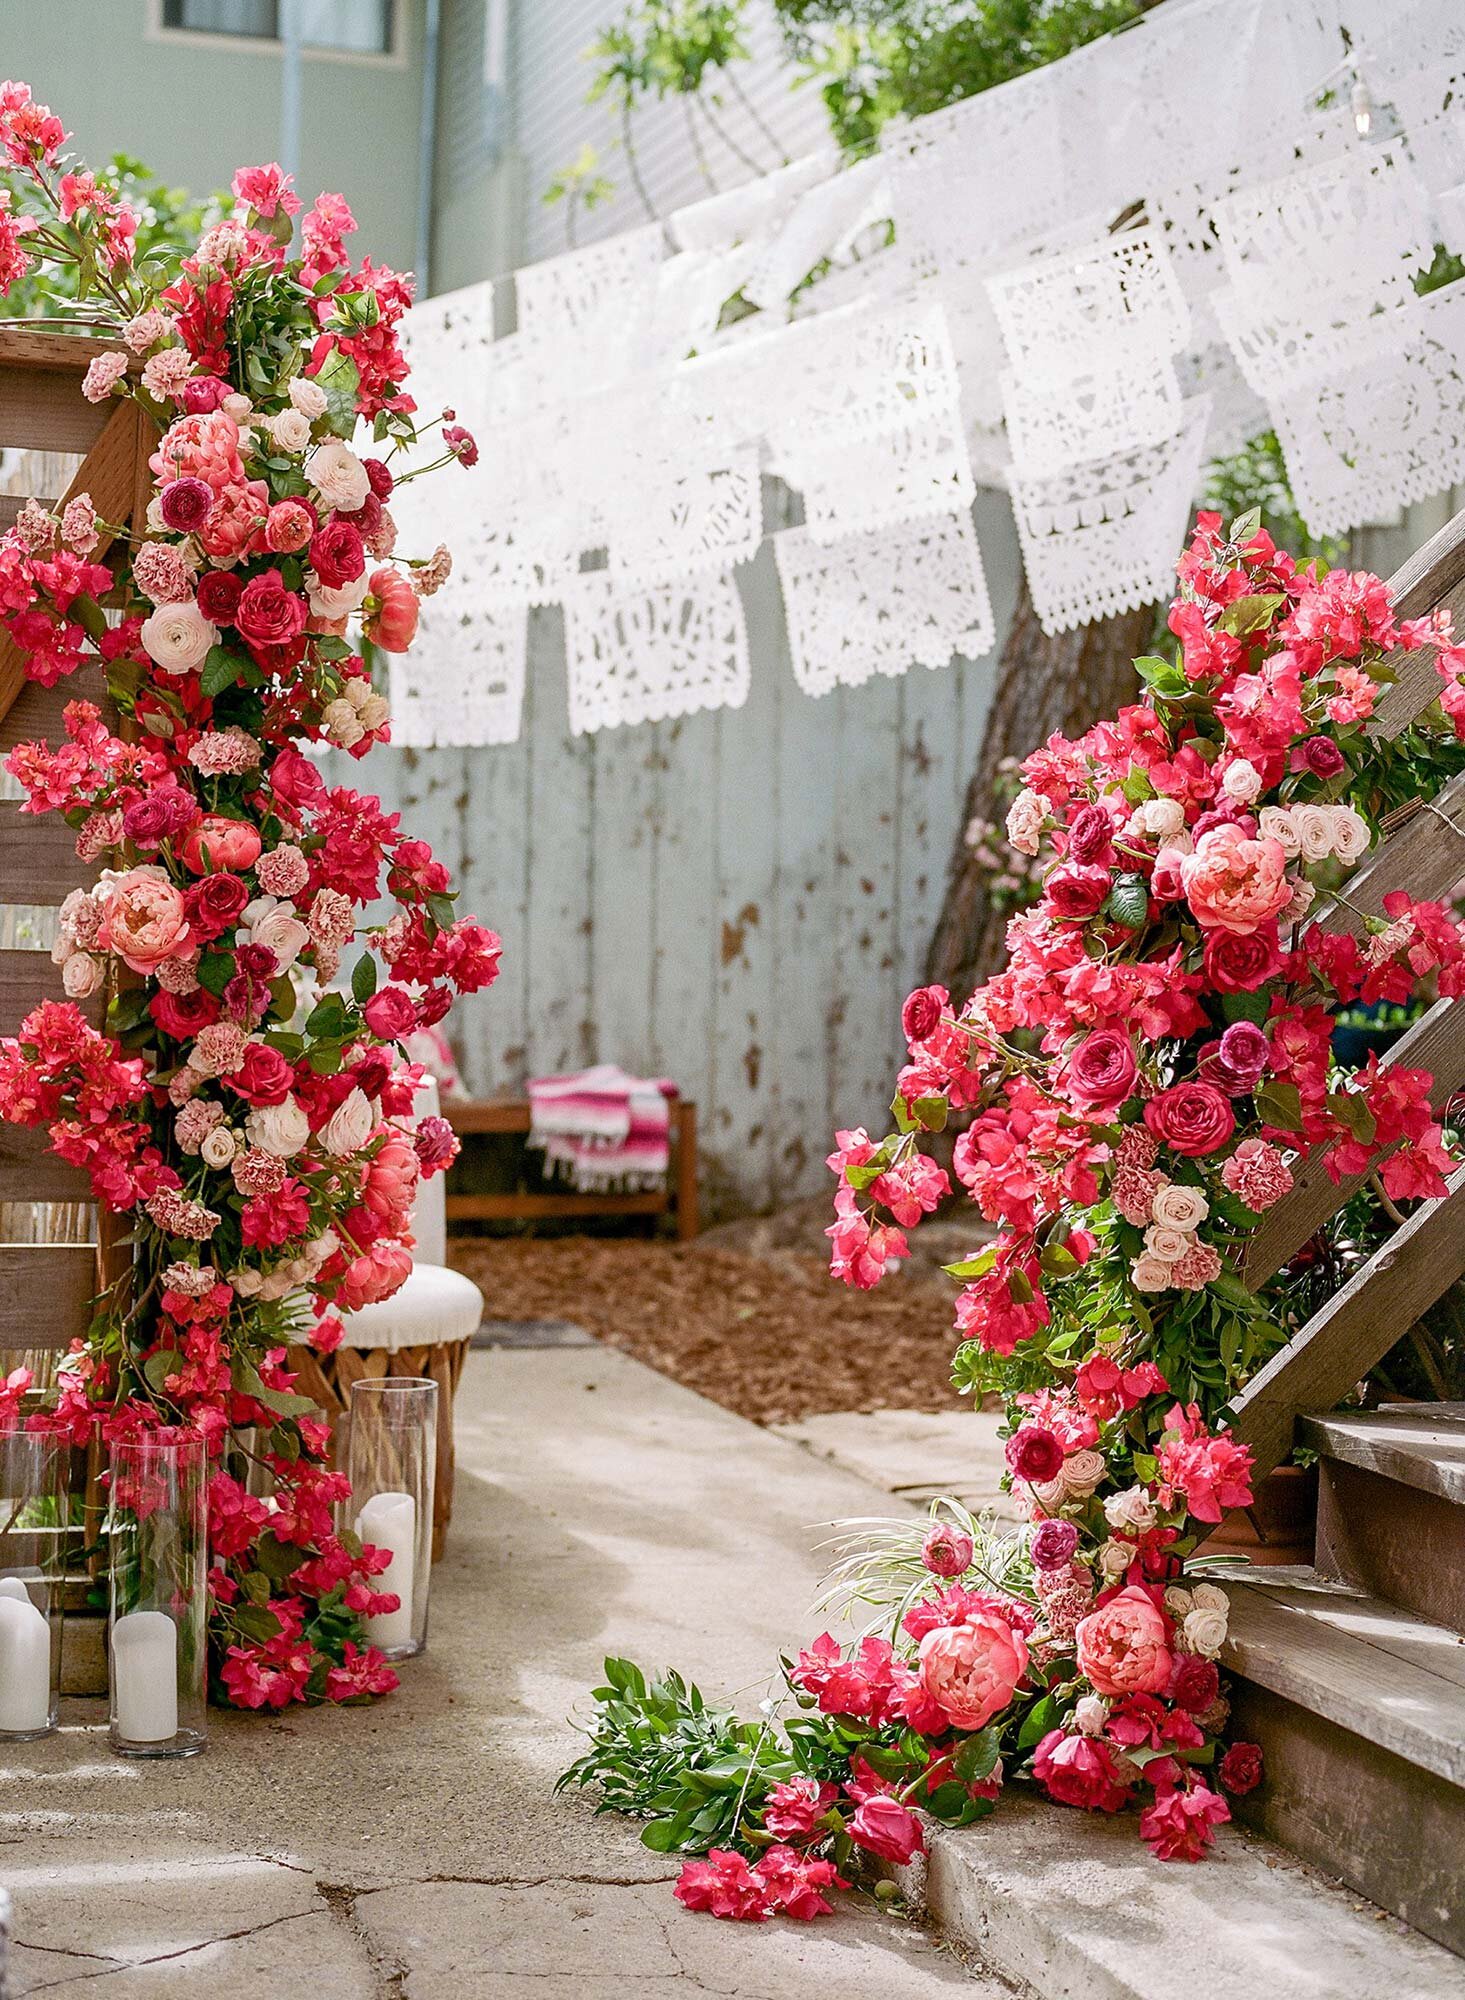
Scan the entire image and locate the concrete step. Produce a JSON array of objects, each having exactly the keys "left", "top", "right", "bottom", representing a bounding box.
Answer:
[
  {"left": 1216, "top": 1563, "right": 1465, "bottom": 1952},
  {"left": 1299, "top": 1405, "right": 1465, "bottom": 1628},
  {"left": 895, "top": 1792, "right": 1463, "bottom": 2000}
]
